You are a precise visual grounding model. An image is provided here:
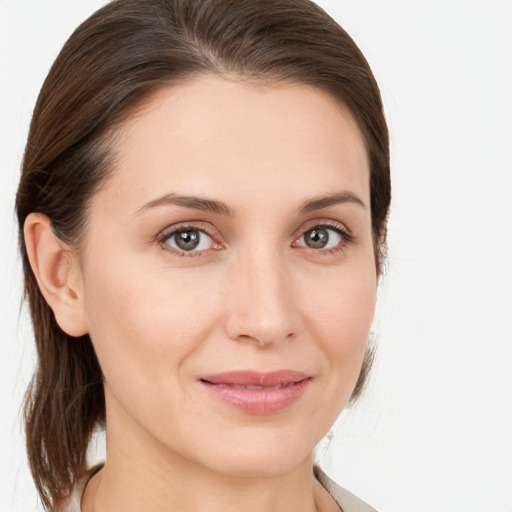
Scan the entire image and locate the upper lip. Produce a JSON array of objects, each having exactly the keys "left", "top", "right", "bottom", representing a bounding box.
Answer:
[{"left": 200, "top": 370, "right": 310, "bottom": 387}]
